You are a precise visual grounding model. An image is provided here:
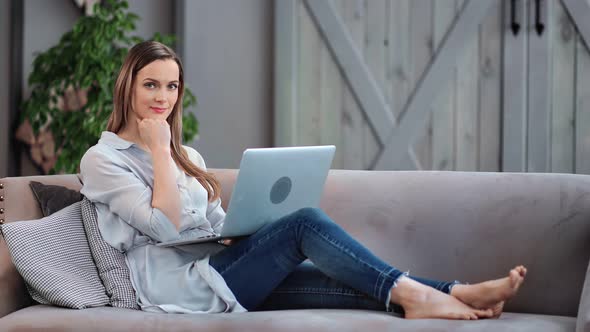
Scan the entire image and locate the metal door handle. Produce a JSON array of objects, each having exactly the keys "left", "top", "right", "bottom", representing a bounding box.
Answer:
[
  {"left": 511, "top": 0, "right": 520, "bottom": 36},
  {"left": 535, "top": 0, "right": 545, "bottom": 36}
]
